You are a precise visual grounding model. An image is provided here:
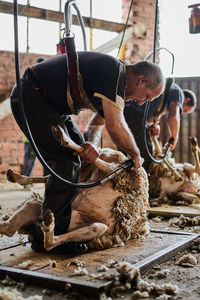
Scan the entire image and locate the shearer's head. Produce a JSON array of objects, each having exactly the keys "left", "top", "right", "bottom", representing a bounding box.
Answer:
[
  {"left": 125, "top": 60, "right": 165, "bottom": 105},
  {"left": 35, "top": 56, "right": 46, "bottom": 64},
  {"left": 182, "top": 89, "right": 197, "bottom": 114}
]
